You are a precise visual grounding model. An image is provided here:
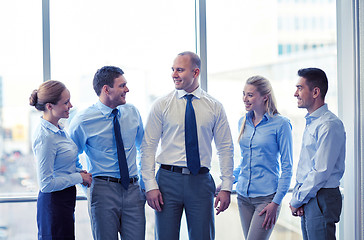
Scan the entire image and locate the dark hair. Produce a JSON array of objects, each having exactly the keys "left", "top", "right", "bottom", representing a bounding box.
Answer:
[
  {"left": 298, "top": 68, "right": 328, "bottom": 100},
  {"left": 178, "top": 51, "right": 201, "bottom": 69},
  {"left": 93, "top": 66, "right": 124, "bottom": 96},
  {"left": 29, "top": 80, "right": 66, "bottom": 111}
]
